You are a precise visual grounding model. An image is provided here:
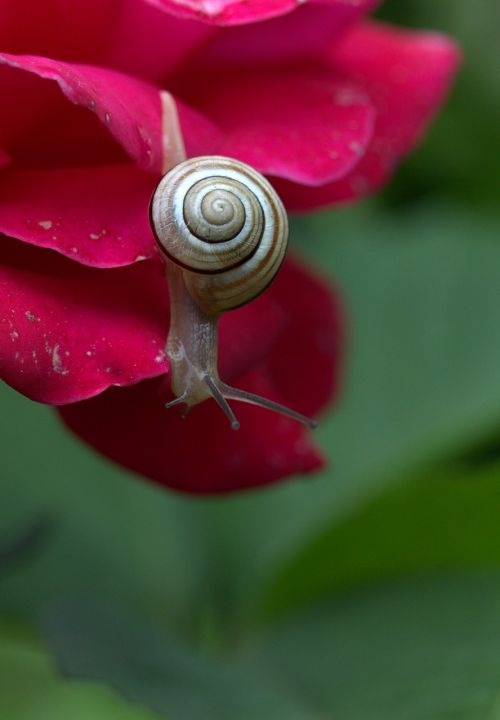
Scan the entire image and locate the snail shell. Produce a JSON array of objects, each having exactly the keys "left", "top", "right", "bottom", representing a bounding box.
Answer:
[{"left": 150, "top": 155, "right": 288, "bottom": 316}]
